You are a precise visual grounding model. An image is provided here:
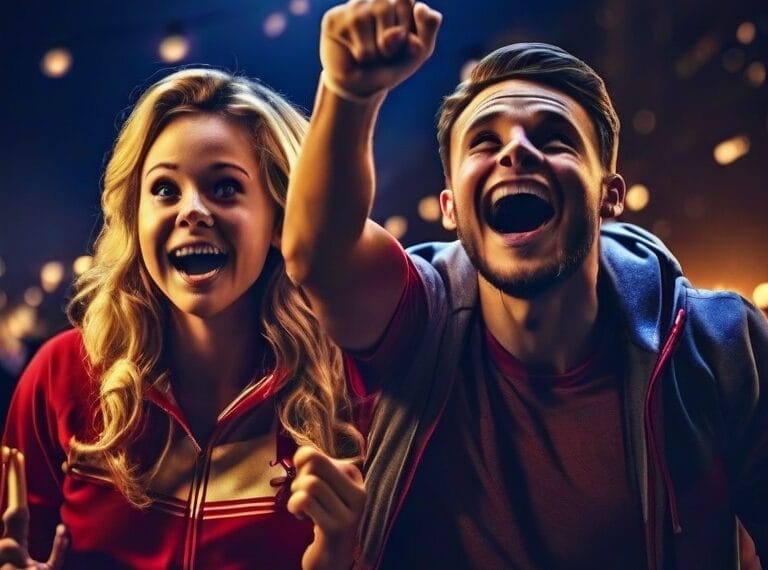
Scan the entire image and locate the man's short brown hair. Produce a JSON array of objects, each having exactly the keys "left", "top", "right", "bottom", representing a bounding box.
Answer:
[{"left": 437, "top": 43, "right": 620, "bottom": 175}]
